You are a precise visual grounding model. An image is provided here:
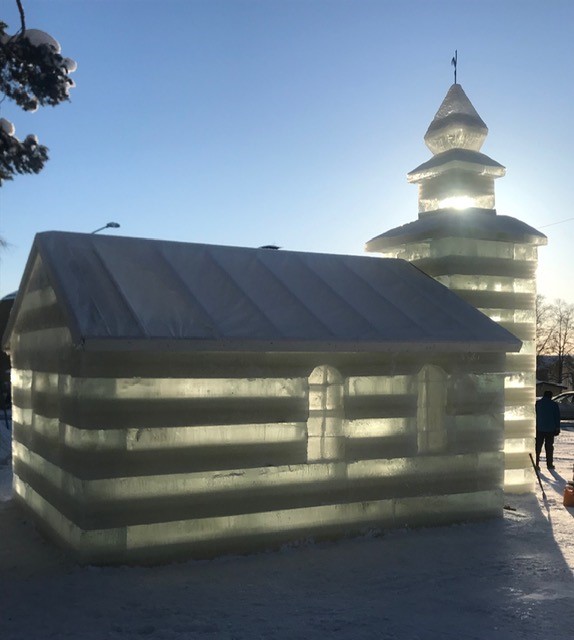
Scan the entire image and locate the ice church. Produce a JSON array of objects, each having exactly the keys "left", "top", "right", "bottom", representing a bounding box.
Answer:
[{"left": 3, "top": 83, "right": 545, "bottom": 563}]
